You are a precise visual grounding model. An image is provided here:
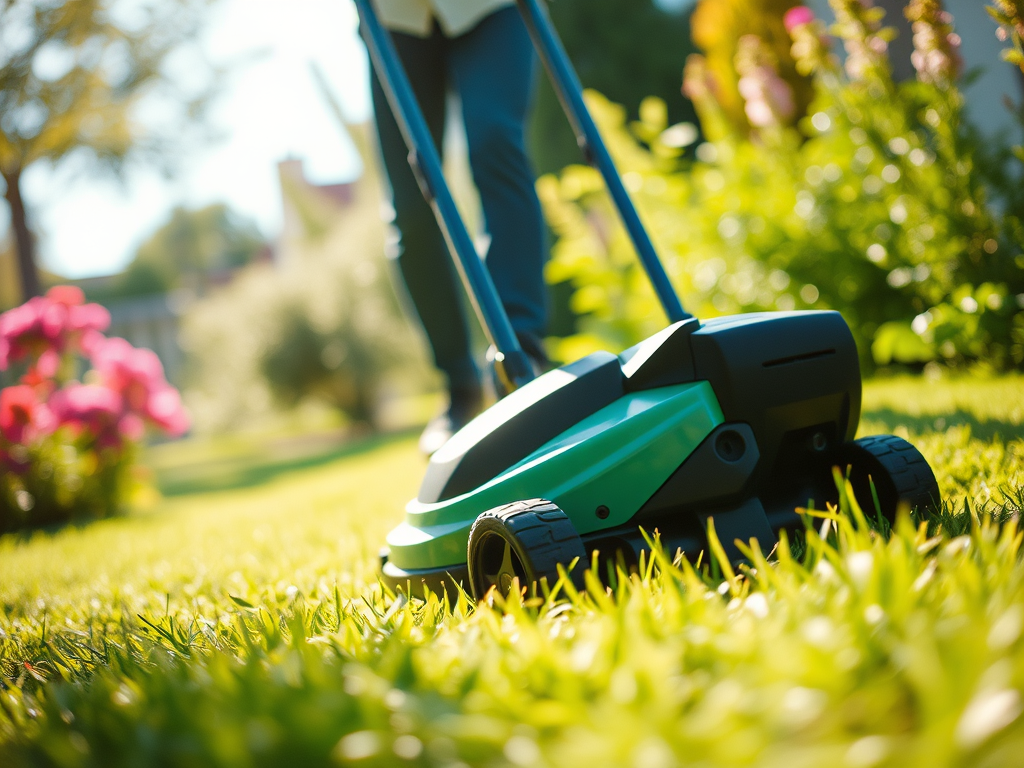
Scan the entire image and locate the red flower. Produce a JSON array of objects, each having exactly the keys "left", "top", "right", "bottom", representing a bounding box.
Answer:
[{"left": 0, "top": 385, "right": 56, "bottom": 445}]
